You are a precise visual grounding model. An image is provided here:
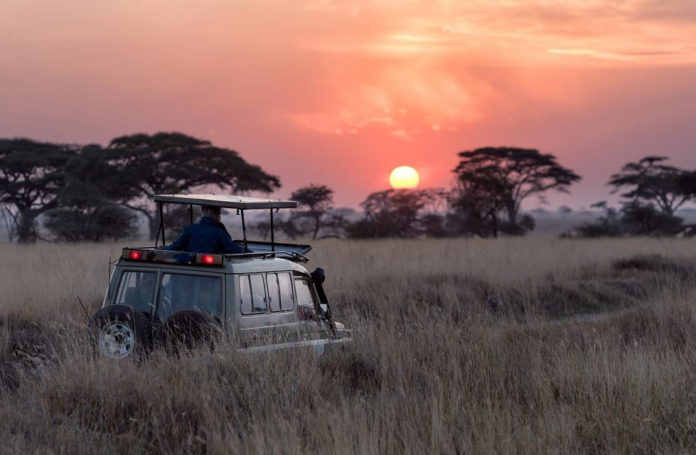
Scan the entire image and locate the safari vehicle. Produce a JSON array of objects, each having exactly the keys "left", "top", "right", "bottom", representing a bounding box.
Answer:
[{"left": 91, "top": 194, "right": 351, "bottom": 359}]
